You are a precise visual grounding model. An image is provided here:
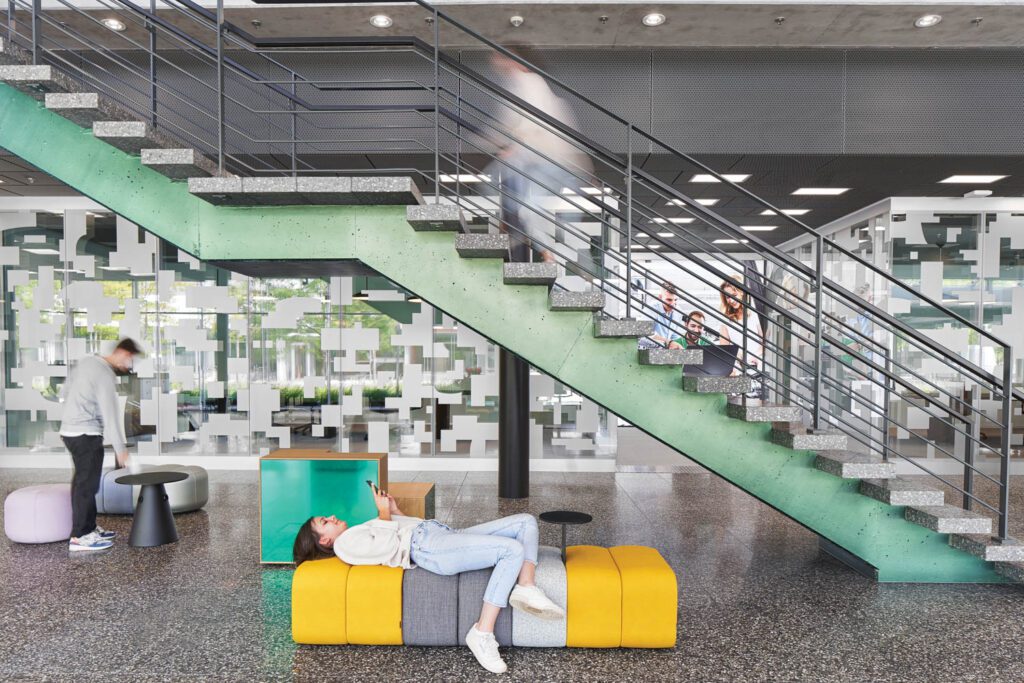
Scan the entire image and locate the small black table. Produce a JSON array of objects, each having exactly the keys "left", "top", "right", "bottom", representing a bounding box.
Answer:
[
  {"left": 539, "top": 510, "right": 593, "bottom": 561},
  {"left": 115, "top": 471, "right": 189, "bottom": 547}
]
